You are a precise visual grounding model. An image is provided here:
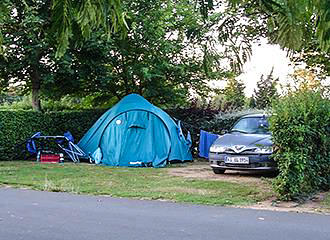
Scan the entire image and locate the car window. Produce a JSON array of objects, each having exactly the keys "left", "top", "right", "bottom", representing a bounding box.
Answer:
[{"left": 231, "top": 117, "right": 270, "bottom": 134}]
